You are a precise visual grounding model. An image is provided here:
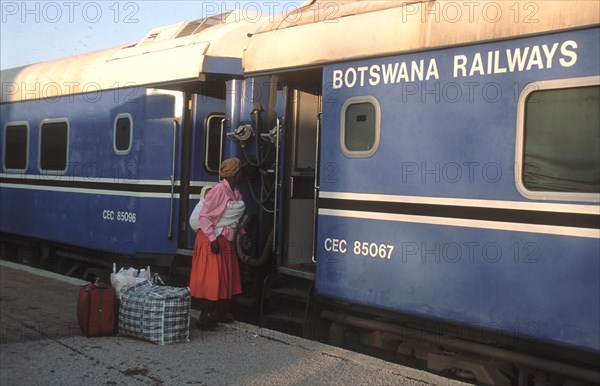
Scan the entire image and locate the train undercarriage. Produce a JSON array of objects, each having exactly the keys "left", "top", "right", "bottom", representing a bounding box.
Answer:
[{"left": 1, "top": 234, "right": 599, "bottom": 386}]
